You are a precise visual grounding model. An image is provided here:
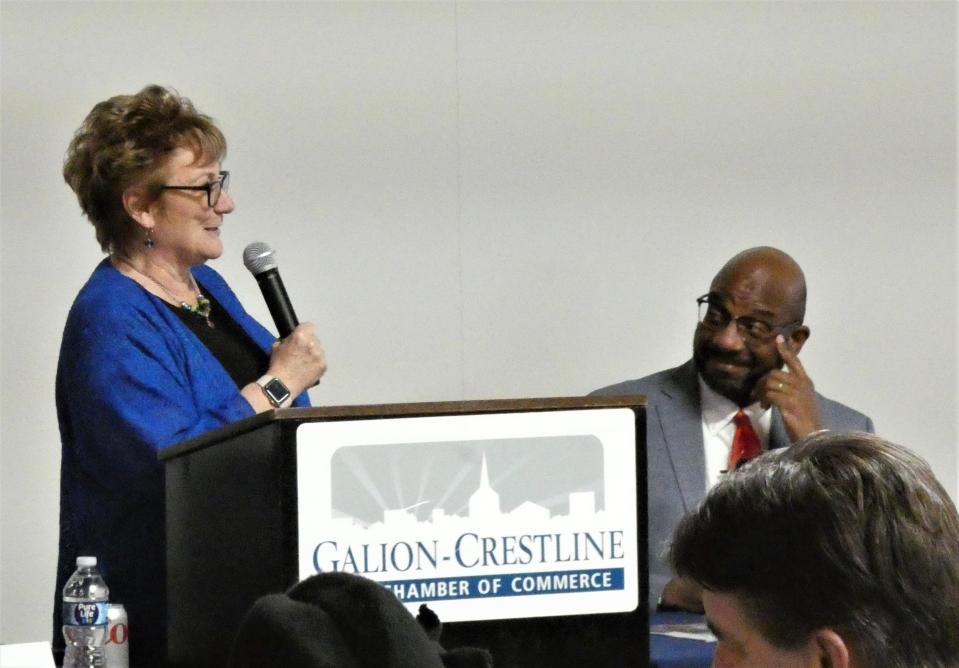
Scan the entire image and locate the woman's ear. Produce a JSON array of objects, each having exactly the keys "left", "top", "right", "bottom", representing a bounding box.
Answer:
[
  {"left": 813, "top": 628, "right": 851, "bottom": 668},
  {"left": 122, "top": 186, "right": 154, "bottom": 228}
]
